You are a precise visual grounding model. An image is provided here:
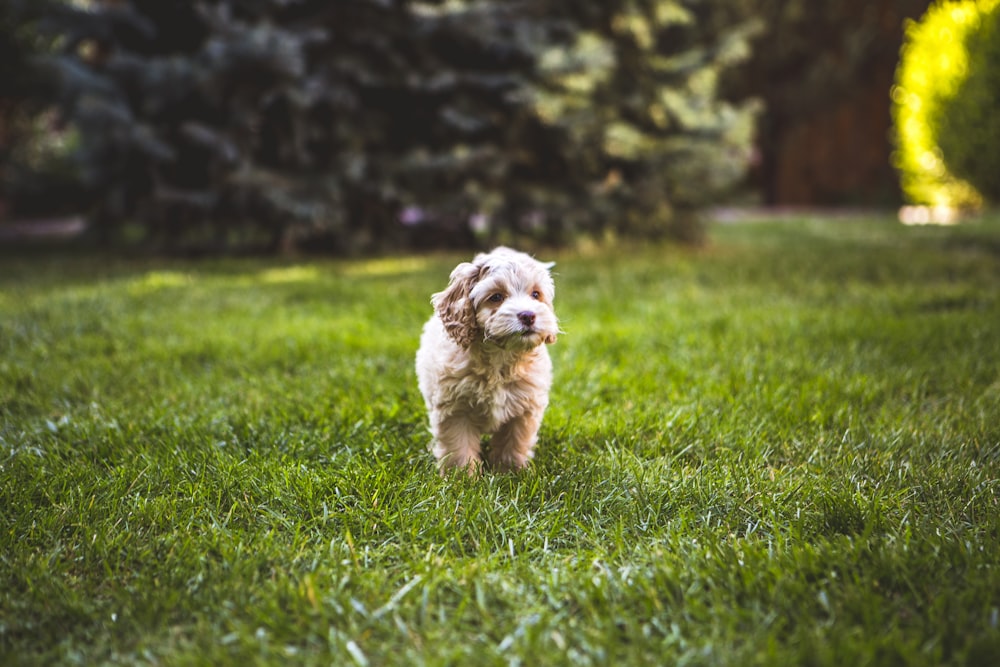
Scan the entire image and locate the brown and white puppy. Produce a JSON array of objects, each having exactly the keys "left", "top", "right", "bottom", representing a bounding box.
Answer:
[{"left": 416, "top": 247, "right": 559, "bottom": 474}]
